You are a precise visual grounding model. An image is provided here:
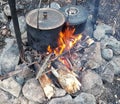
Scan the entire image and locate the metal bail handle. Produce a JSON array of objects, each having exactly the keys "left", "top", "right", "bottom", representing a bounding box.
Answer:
[{"left": 43, "top": 12, "right": 47, "bottom": 20}]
